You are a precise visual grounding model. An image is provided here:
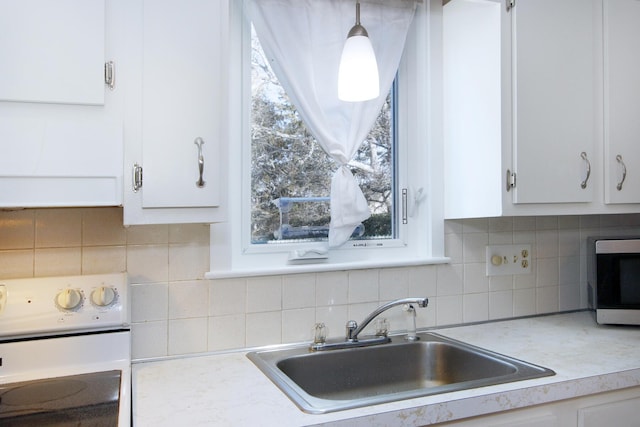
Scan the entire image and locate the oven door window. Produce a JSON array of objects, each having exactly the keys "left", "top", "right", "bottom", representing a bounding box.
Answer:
[
  {"left": 0, "top": 370, "right": 121, "bottom": 426},
  {"left": 597, "top": 254, "right": 640, "bottom": 308}
]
